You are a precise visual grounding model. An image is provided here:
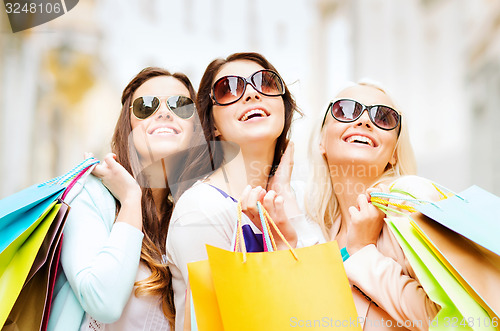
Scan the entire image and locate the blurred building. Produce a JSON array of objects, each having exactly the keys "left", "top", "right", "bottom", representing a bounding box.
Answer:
[
  {"left": 1, "top": 0, "right": 499, "bottom": 197},
  {"left": 464, "top": 0, "right": 500, "bottom": 194}
]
